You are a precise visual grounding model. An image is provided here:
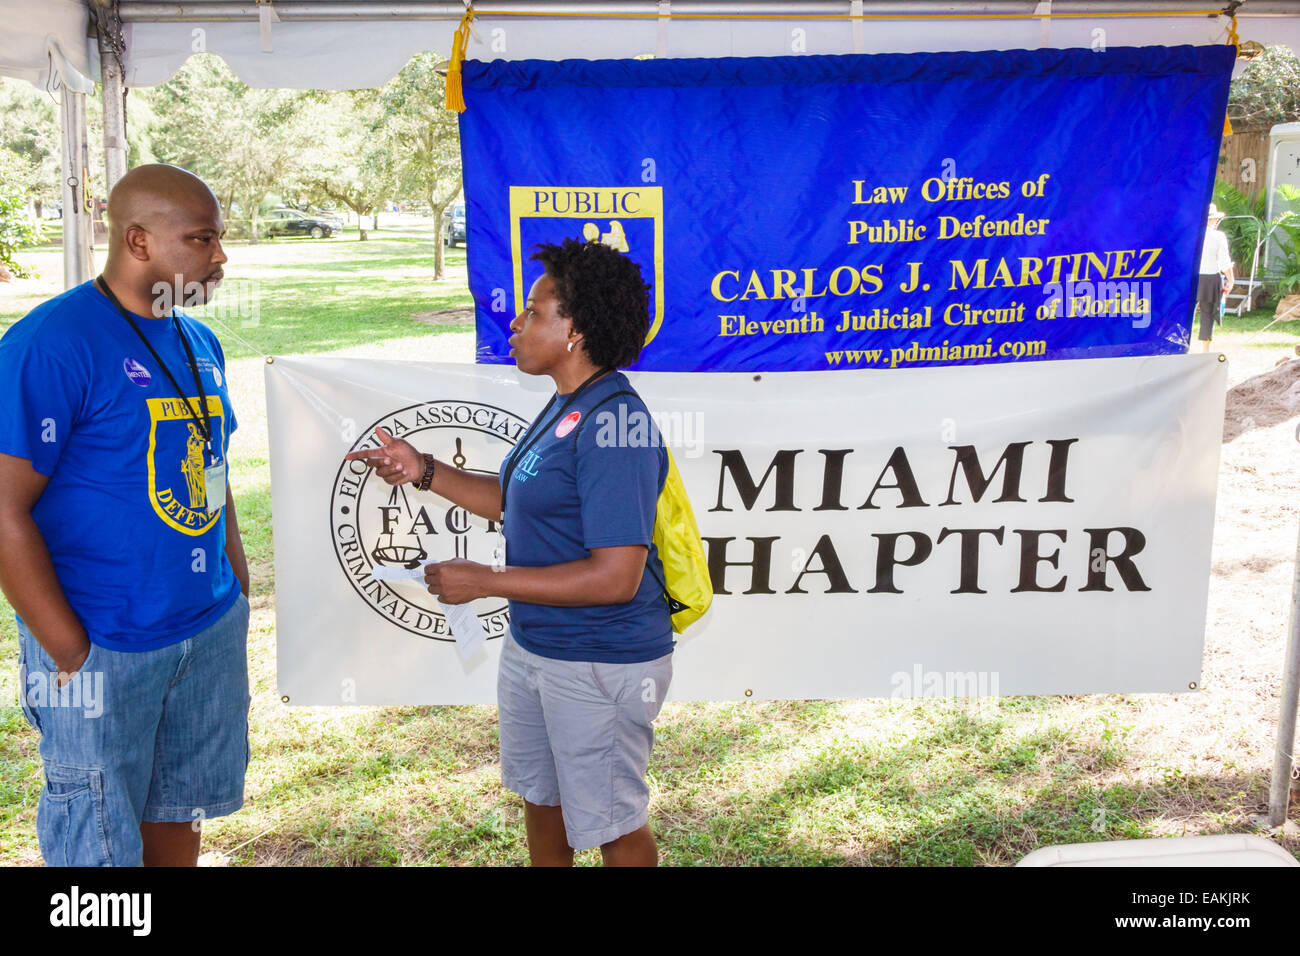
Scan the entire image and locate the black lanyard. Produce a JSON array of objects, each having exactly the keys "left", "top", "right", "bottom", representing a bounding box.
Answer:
[
  {"left": 96, "top": 276, "right": 215, "bottom": 450},
  {"left": 501, "top": 367, "right": 611, "bottom": 521}
]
